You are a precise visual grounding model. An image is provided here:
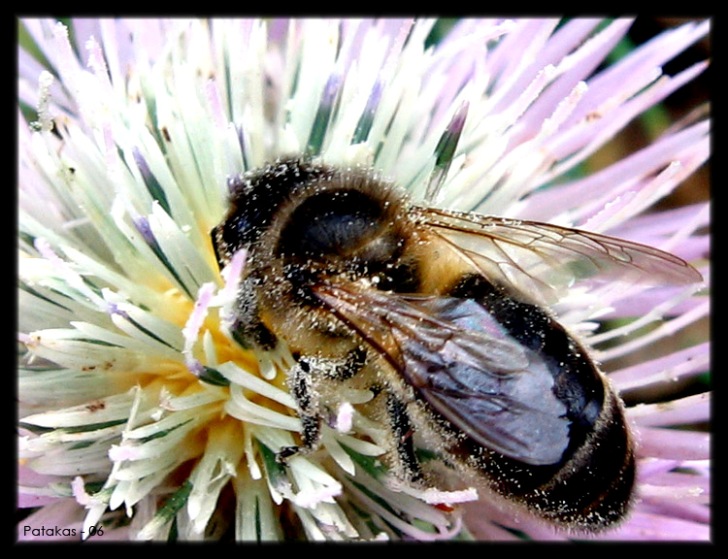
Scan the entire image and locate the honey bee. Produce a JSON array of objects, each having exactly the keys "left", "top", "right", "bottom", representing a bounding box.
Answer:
[{"left": 210, "top": 157, "right": 702, "bottom": 532}]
